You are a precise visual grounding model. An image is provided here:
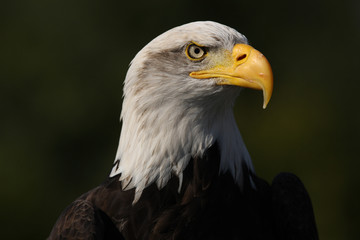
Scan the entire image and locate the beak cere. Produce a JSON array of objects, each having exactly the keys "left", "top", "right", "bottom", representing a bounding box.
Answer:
[{"left": 190, "top": 44, "right": 273, "bottom": 109}]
